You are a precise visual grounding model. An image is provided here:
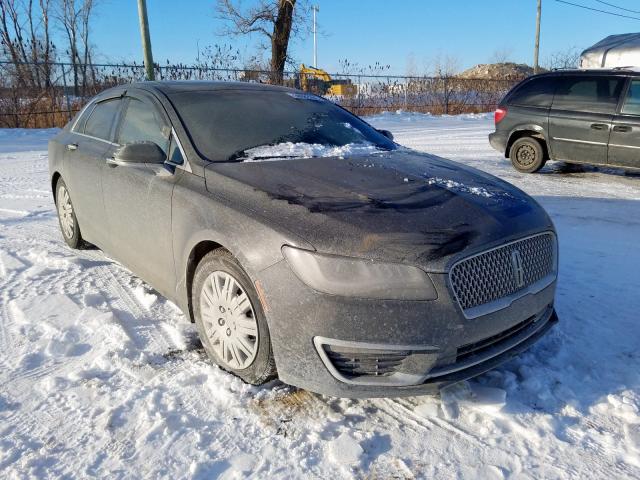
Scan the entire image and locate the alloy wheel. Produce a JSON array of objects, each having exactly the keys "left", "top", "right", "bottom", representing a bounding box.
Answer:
[
  {"left": 57, "top": 185, "right": 75, "bottom": 240},
  {"left": 199, "top": 270, "right": 259, "bottom": 370}
]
